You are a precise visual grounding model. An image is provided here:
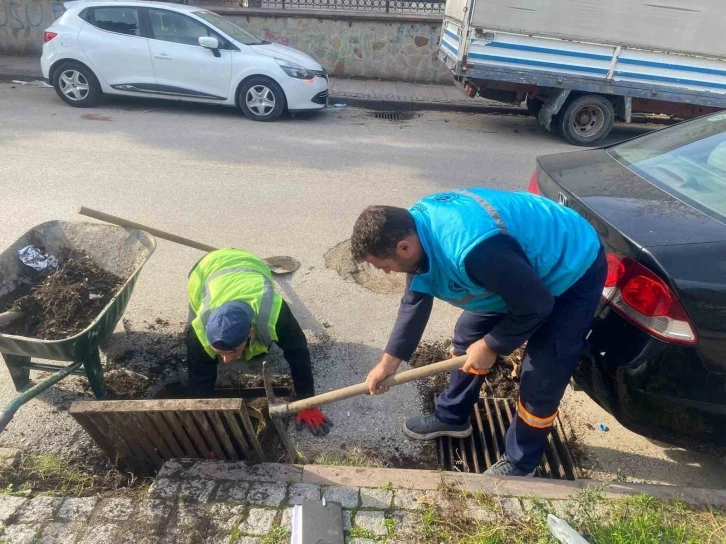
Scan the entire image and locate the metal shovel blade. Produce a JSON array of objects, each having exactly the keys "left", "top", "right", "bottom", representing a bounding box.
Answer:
[{"left": 263, "top": 256, "right": 300, "bottom": 275}]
